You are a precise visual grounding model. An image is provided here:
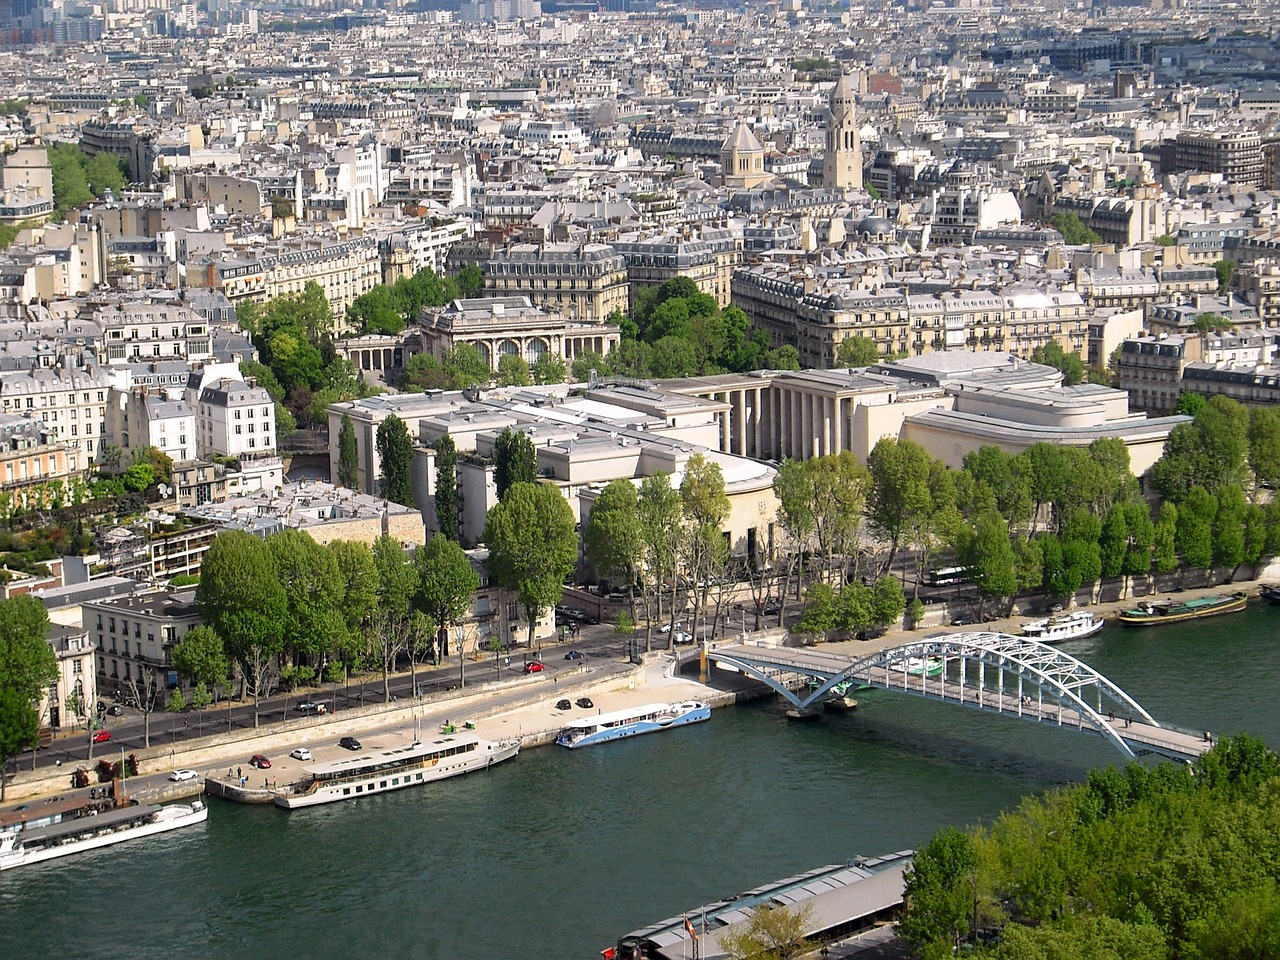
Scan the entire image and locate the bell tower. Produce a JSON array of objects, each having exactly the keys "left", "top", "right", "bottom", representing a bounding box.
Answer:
[{"left": 823, "top": 73, "right": 862, "bottom": 191}]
